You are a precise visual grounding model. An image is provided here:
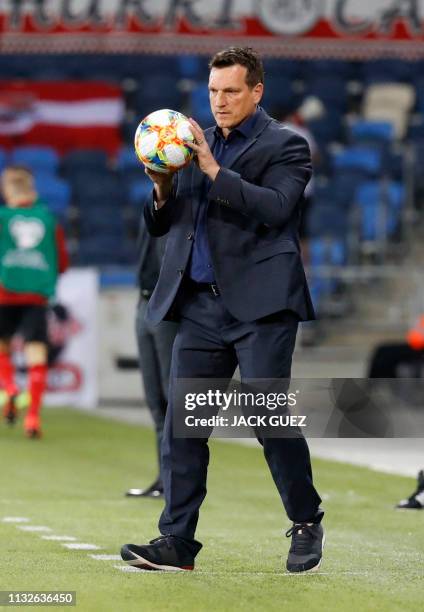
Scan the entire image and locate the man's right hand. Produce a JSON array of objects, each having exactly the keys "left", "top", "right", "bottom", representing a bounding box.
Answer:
[{"left": 145, "top": 167, "right": 176, "bottom": 210}]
